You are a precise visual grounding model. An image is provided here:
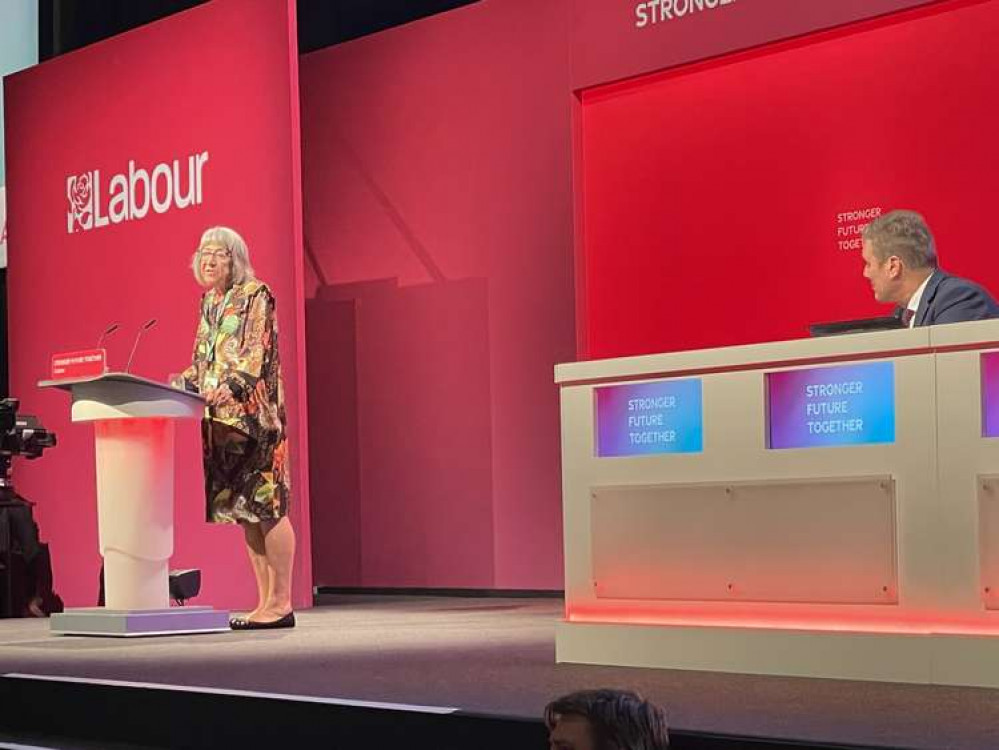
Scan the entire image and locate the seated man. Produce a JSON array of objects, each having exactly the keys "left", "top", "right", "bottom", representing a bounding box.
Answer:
[
  {"left": 861, "top": 209, "right": 999, "bottom": 326},
  {"left": 544, "top": 689, "right": 669, "bottom": 750}
]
